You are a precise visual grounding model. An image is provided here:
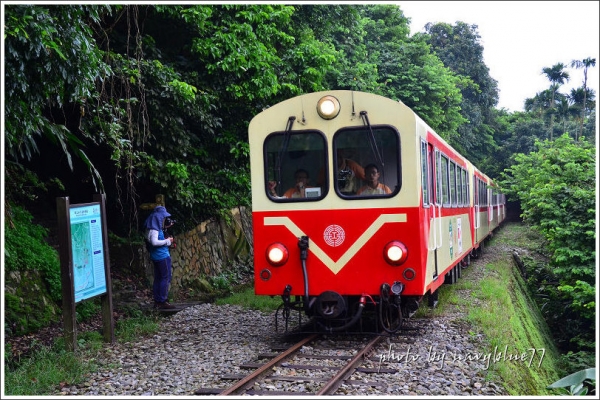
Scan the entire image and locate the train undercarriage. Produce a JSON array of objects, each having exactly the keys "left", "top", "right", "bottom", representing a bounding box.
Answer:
[{"left": 275, "top": 285, "right": 423, "bottom": 335}]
